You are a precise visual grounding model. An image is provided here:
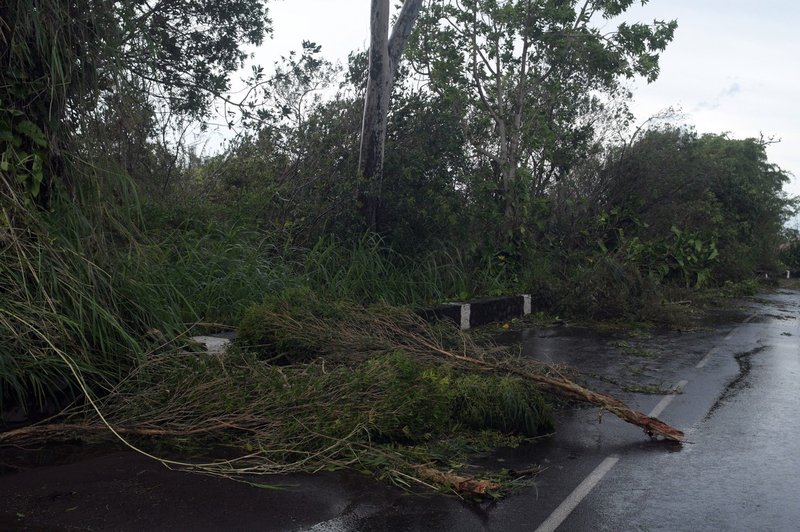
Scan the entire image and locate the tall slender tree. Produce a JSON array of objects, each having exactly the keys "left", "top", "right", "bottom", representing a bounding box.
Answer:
[{"left": 359, "top": 0, "right": 424, "bottom": 230}]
